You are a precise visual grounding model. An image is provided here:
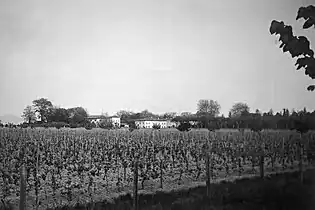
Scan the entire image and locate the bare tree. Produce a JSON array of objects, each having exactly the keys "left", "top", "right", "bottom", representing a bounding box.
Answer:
[
  {"left": 180, "top": 112, "right": 193, "bottom": 117},
  {"left": 230, "top": 102, "right": 250, "bottom": 118},
  {"left": 197, "top": 99, "right": 221, "bottom": 117},
  {"left": 22, "top": 105, "right": 36, "bottom": 124},
  {"left": 32, "top": 98, "right": 53, "bottom": 122},
  {"left": 163, "top": 112, "right": 177, "bottom": 119}
]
